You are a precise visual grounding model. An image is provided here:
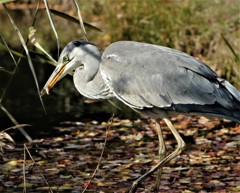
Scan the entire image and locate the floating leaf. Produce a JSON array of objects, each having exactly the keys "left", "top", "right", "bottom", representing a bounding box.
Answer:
[
  {"left": 18, "top": 183, "right": 33, "bottom": 188},
  {"left": 2, "top": 160, "right": 17, "bottom": 172}
]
